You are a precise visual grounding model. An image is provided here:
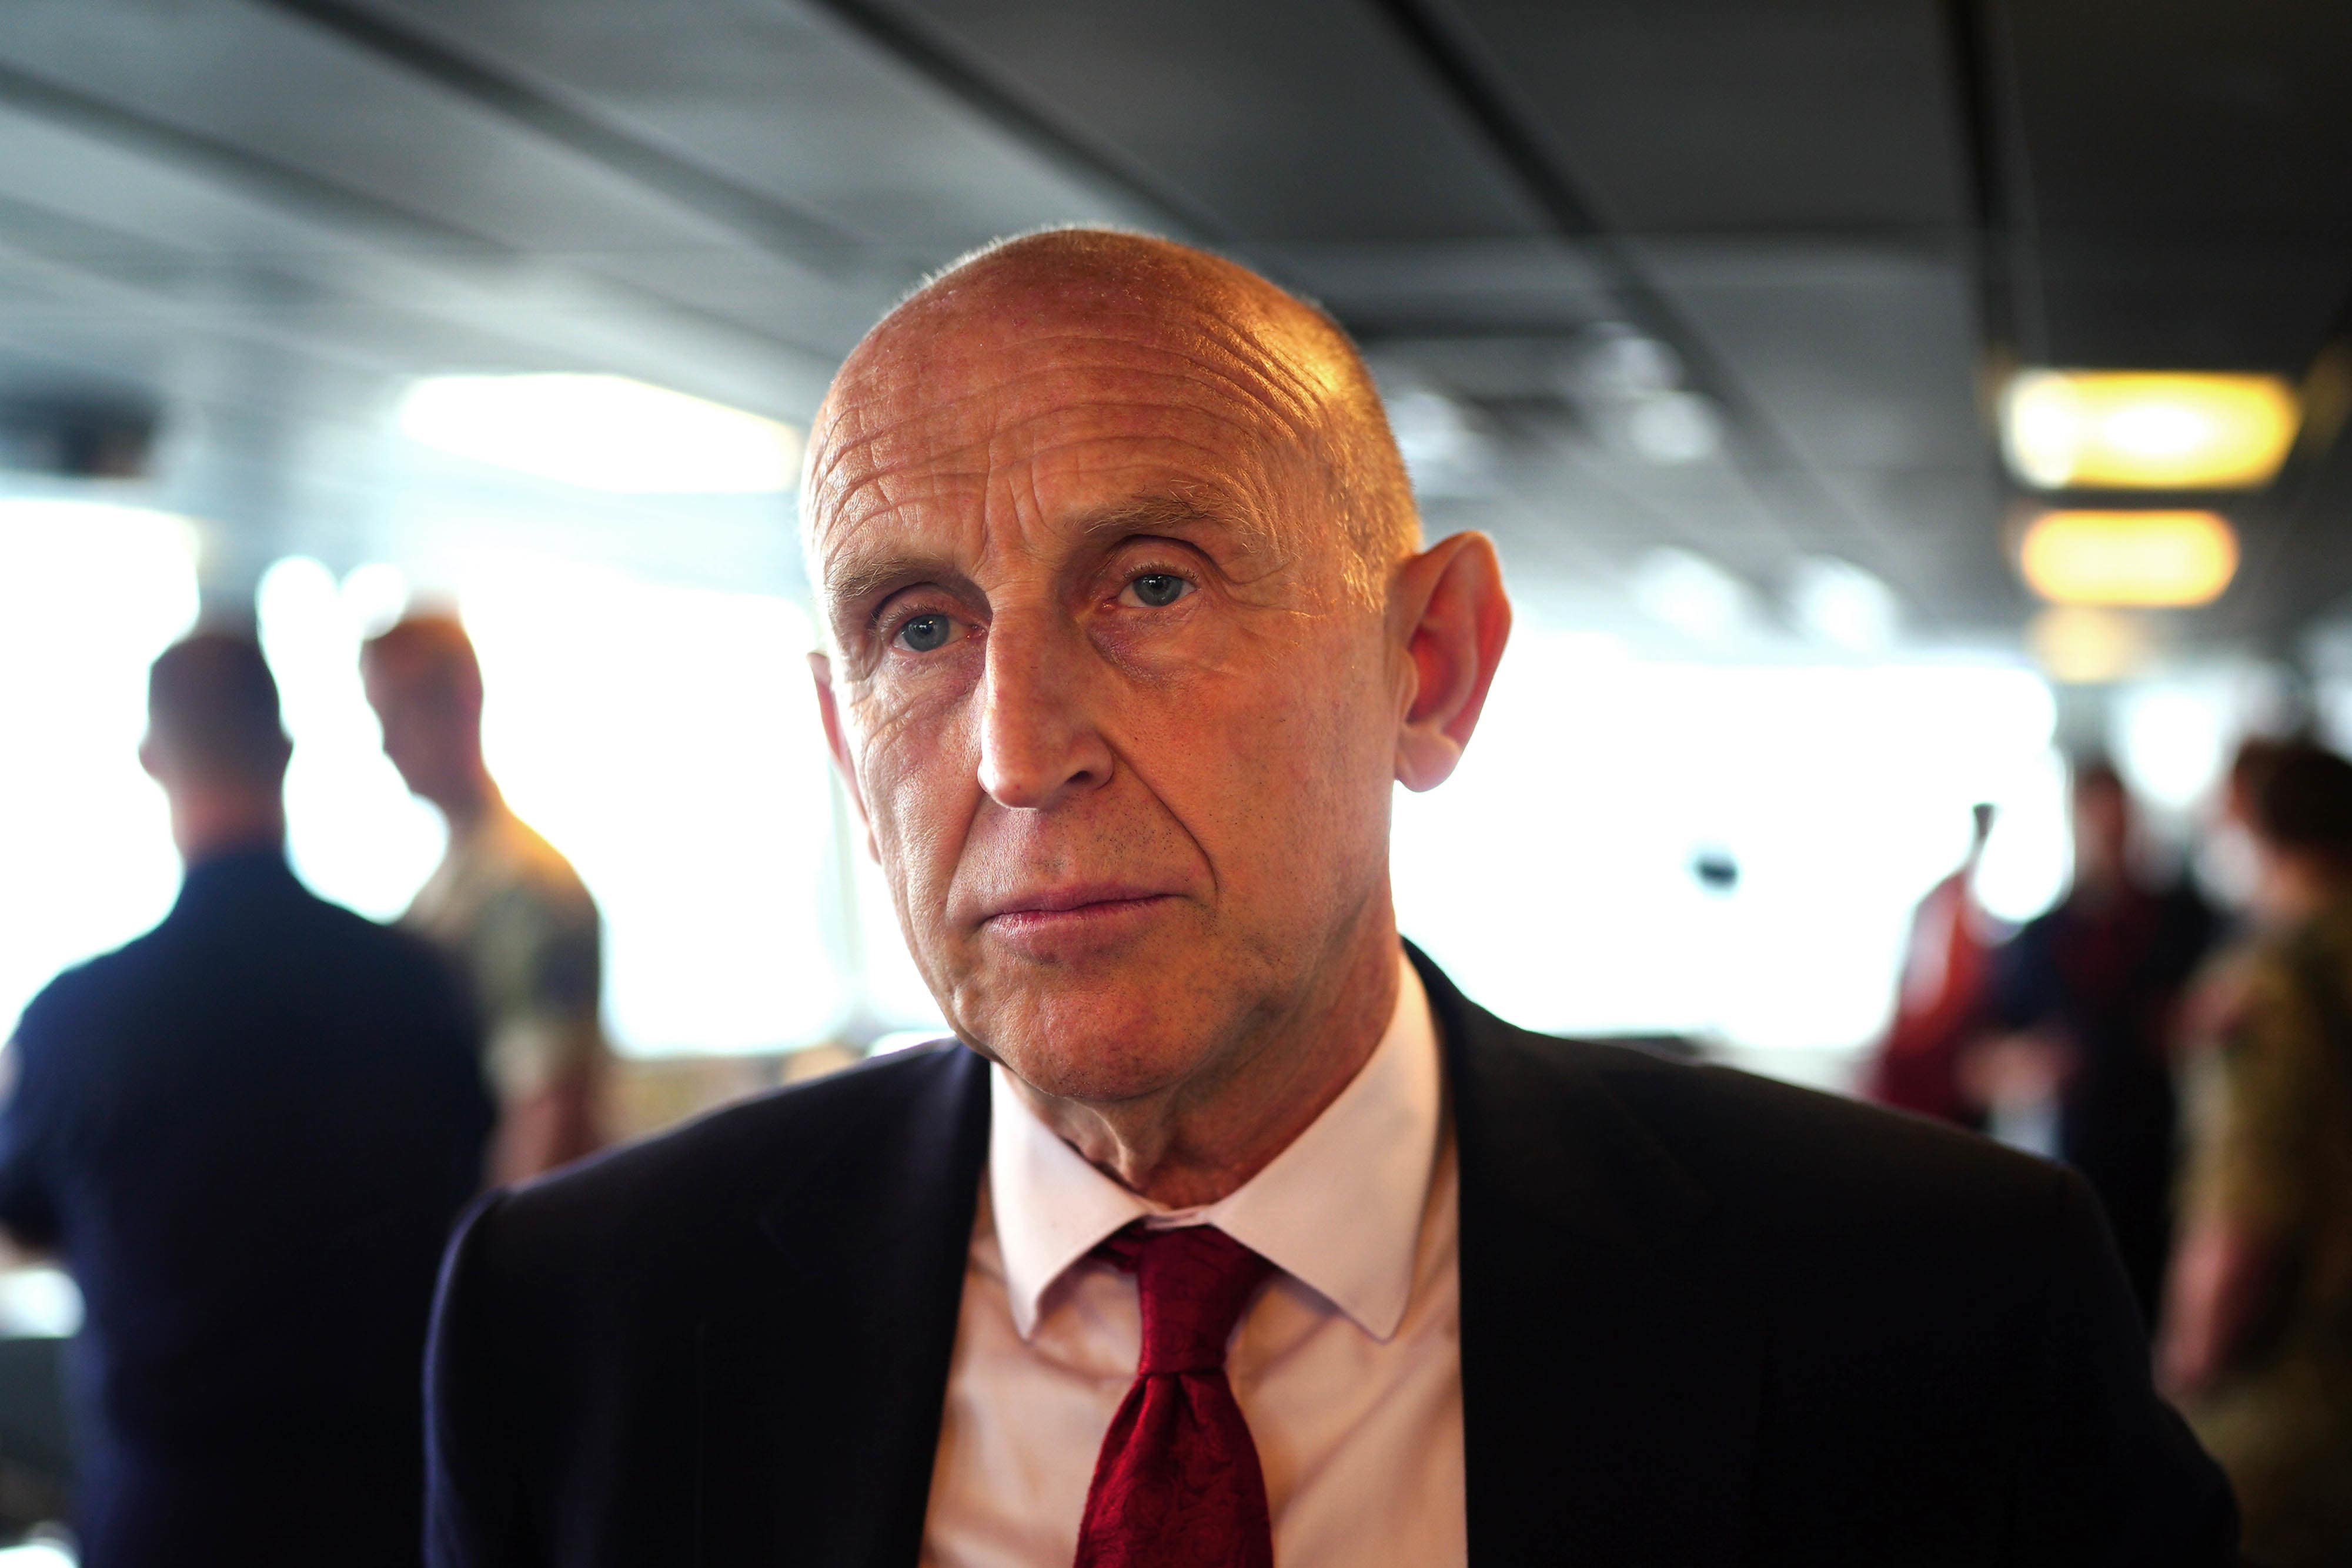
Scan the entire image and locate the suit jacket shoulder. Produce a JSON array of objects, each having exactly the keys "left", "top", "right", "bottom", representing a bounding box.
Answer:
[
  {"left": 1424, "top": 956, "right": 2236, "bottom": 1567},
  {"left": 429, "top": 1044, "right": 987, "bottom": 1568},
  {"left": 458, "top": 1042, "right": 979, "bottom": 1283}
]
